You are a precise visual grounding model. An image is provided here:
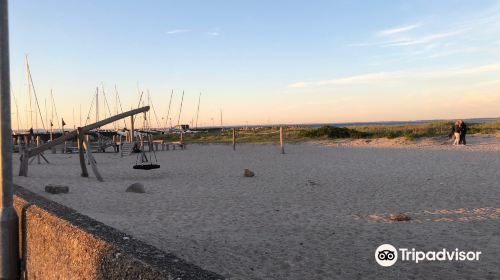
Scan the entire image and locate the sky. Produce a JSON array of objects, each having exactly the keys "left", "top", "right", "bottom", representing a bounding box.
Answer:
[{"left": 8, "top": 0, "right": 500, "bottom": 129}]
